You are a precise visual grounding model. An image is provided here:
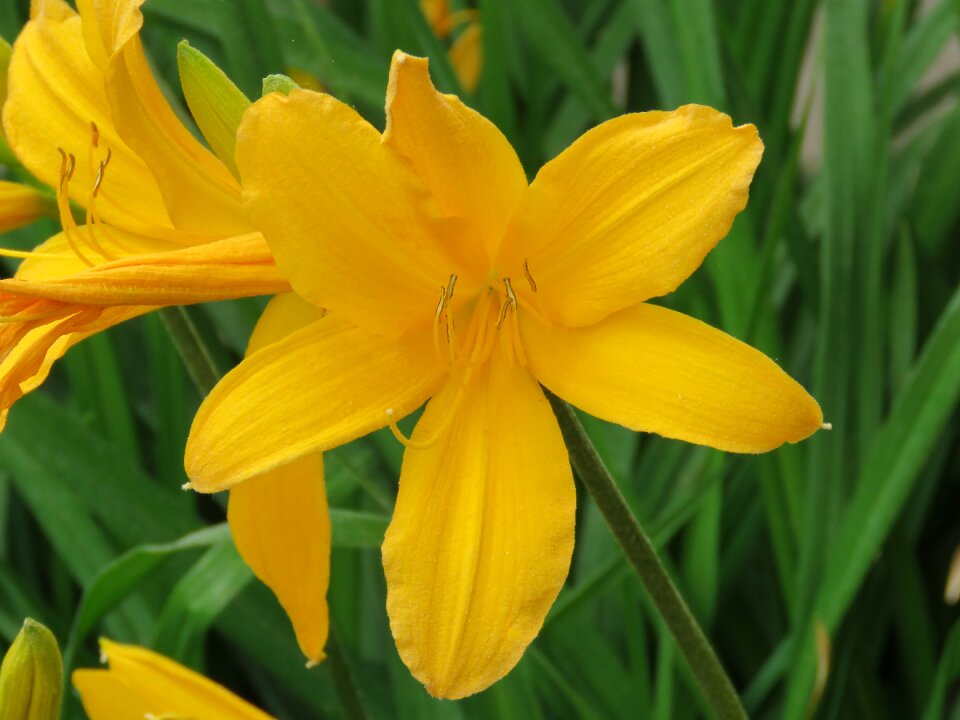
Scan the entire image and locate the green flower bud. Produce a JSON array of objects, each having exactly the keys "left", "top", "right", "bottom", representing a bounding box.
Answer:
[
  {"left": 0, "top": 619, "right": 64, "bottom": 720},
  {"left": 262, "top": 74, "right": 302, "bottom": 97},
  {"left": 177, "top": 41, "right": 251, "bottom": 179}
]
